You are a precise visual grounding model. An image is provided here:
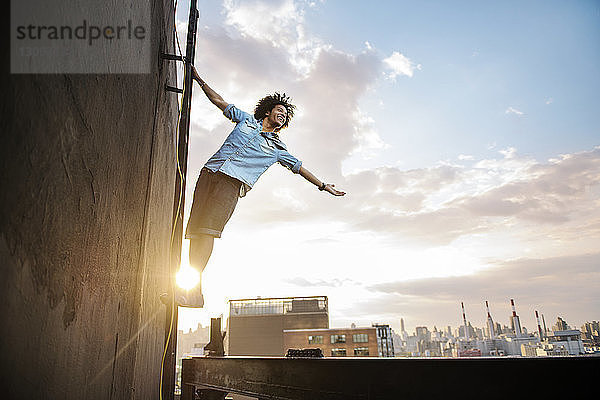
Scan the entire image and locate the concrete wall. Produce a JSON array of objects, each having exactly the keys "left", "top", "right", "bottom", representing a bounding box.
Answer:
[{"left": 0, "top": 1, "right": 179, "bottom": 398}]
